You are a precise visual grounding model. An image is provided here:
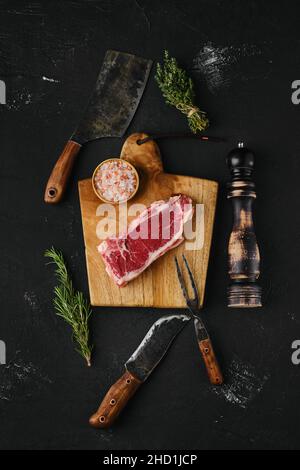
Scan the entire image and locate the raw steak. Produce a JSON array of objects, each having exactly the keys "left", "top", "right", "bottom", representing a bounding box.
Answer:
[{"left": 98, "top": 194, "right": 194, "bottom": 287}]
